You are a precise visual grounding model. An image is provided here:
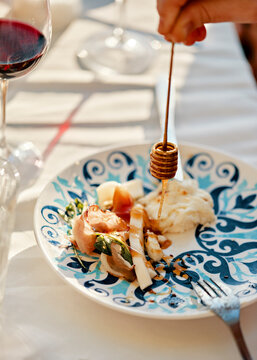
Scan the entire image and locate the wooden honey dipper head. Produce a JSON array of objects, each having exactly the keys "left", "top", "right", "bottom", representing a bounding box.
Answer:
[{"left": 150, "top": 141, "right": 178, "bottom": 180}]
